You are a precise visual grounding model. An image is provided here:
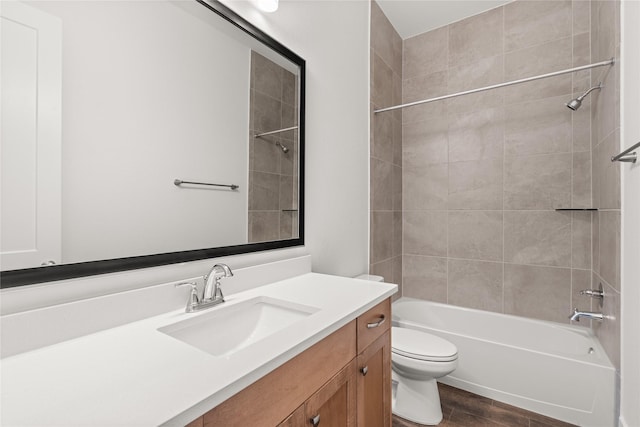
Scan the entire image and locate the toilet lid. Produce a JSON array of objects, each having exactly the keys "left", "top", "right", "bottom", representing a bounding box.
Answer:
[{"left": 391, "top": 327, "right": 458, "bottom": 362}]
